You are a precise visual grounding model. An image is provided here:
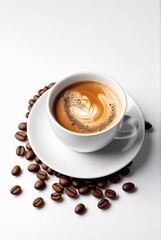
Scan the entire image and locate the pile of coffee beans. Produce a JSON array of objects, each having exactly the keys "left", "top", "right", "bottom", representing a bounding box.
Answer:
[{"left": 11, "top": 82, "right": 152, "bottom": 214}]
